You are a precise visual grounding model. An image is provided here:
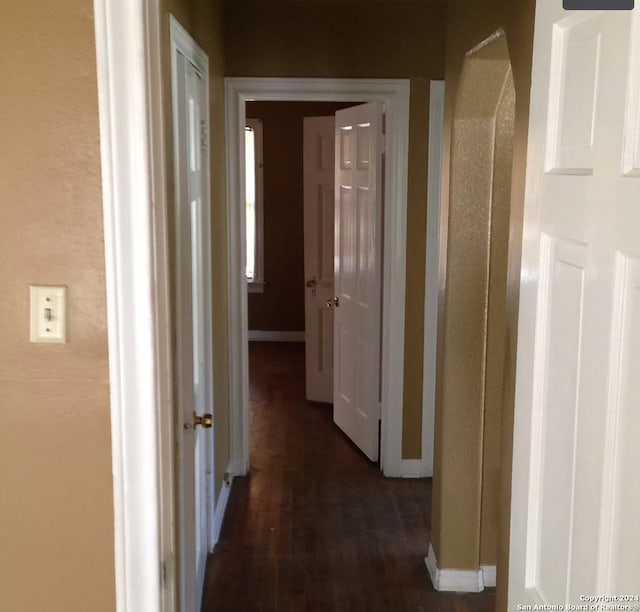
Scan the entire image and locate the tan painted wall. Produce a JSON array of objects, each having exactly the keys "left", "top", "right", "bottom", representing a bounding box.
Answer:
[
  {"left": 160, "top": 0, "right": 229, "bottom": 499},
  {"left": 224, "top": 0, "right": 447, "bottom": 458},
  {"left": 0, "top": 2, "right": 116, "bottom": 611},
  {"left": 431, "top": 0, "right": 535, "bottom": 609},
  {"left": 481, "top": 72, "right": 515, "bottom": 568},
  {"left": 433, "top": 43, "right": 515, "bottom": 570},
  {"left": 246, "top": 101, "right": 353, "bottom": 332}
]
